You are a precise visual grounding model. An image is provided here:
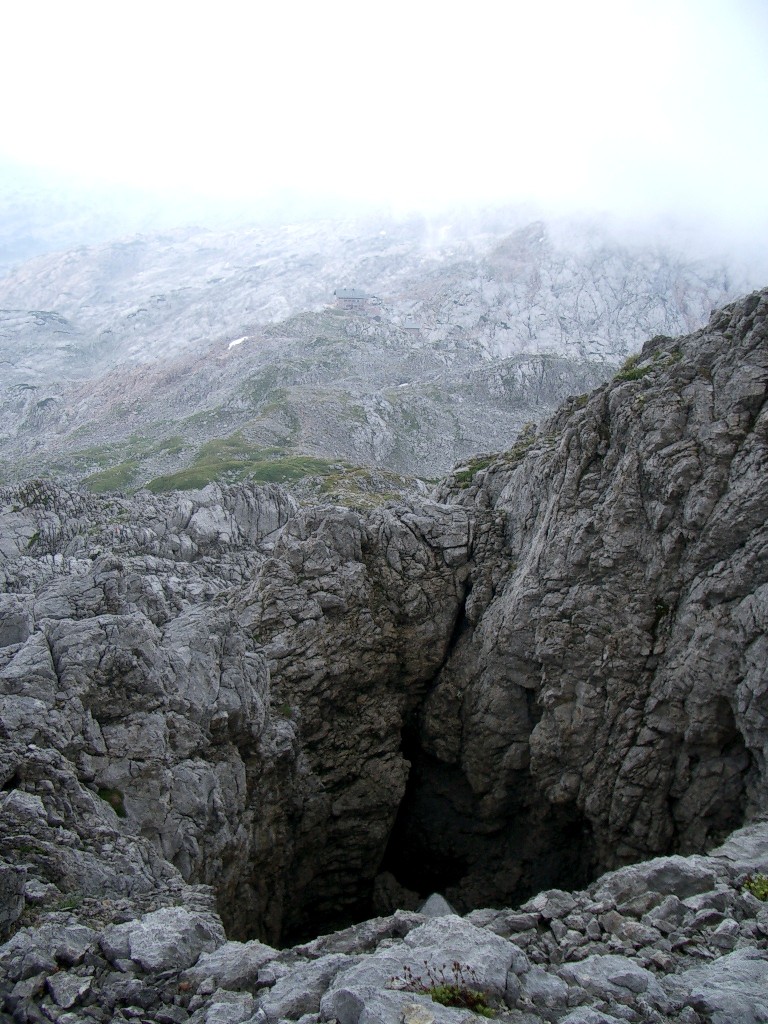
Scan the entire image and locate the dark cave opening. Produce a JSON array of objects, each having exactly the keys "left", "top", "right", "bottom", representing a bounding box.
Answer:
[
  {"left": 377, "top": 720, "right": 597, "bottom": 918},
  {"left": 1, "top": 771, "right": 21, "bottom": 792},
  {"left": 277, "top": 878, "right": 377, "bottom": 949},
  {"left": 379, "top": 739, "right": 473, "bottom": 899},
  {"left": 288, "top": 687, "right": 758, "bottom": 950},
  {"left": 274, "top": 716, "right": 600, "bottom": 946}
]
